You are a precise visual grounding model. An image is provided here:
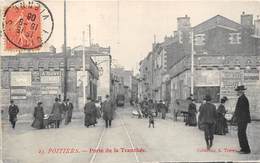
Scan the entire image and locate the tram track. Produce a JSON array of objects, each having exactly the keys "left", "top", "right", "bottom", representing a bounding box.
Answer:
[{"left": 89, "top": 109, "right": 140, "bottom": 163}]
